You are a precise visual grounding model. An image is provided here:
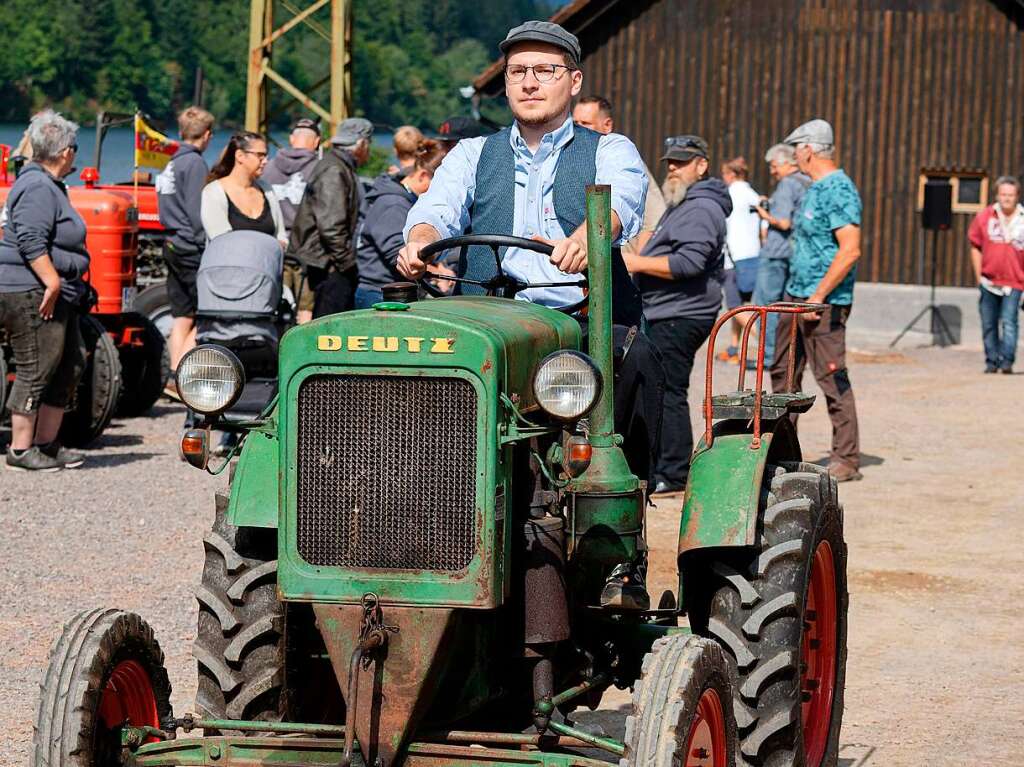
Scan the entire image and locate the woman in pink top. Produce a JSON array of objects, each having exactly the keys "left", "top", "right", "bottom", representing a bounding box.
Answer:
[{"left": 968, "top": 176, "right": 1024, "bottom": 373}]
